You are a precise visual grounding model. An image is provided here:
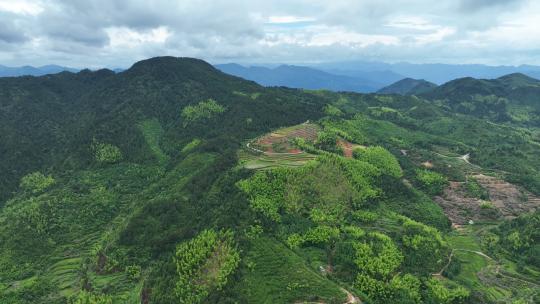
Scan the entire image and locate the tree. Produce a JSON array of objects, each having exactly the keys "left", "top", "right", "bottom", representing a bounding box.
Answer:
[
  {"left": 315, "top": 131, "right": 340, "bottom": 153},
  {"left": 400, "top": 217, "right": 447, "bottom": 273},
  {"left": 181, "top": 99, "right": 225, "bottom": 126},
  {"left": 174, "top": 229, "right": 240, "bottom": 303},
  {"left": 20, "top": 172, "right": 55, "bottom": 193},
  {"left": 70, "top": 291, "right": 113, "bottom": 304},
  {"left": 424, "top": 279, "right": 469, "bottom": 304},
  {"left": 389, "top": 274, "right": 422, "bottom": 304},
  {"left": 324, "top": 104, "right": 343, "bottom": 117},
  {"left": 353, "top": 146, "right": 403, "bottom": 178},
  {"left": 354, "top": 232, "right": 403, "bottom": 279},
  {"left": 237, "top": 169, "right": 288, "bottom": 222},
  {"left": 91, "top": 140, "right": 123, "bottom": 164}
]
